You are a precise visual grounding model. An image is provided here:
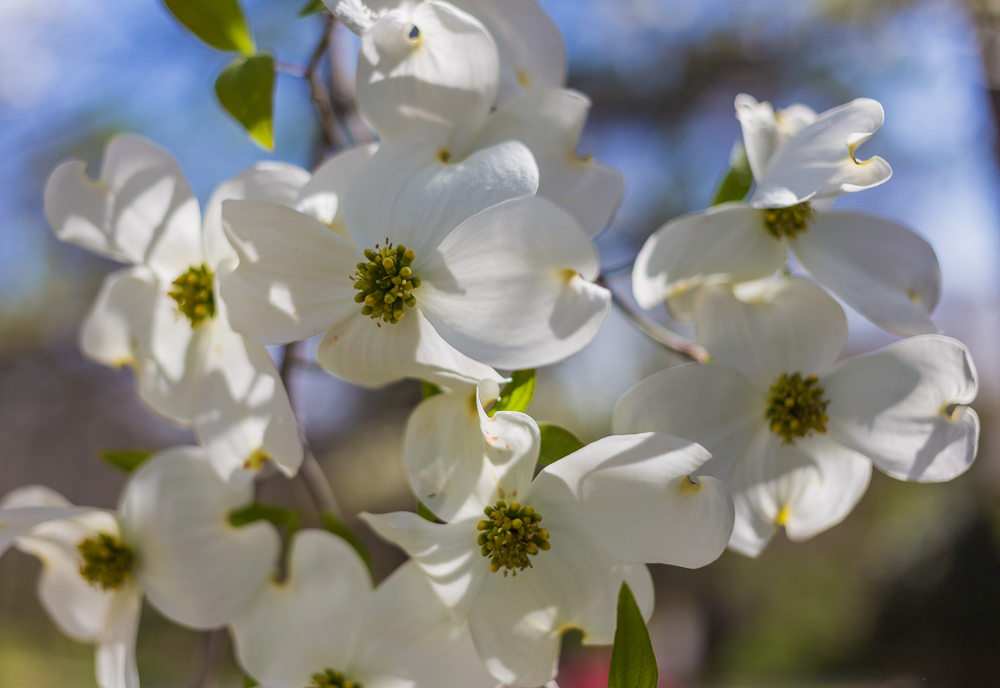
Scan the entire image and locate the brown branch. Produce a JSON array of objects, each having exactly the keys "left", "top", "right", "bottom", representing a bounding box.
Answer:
[
  {"left": 306, "top": 14, "right": 347, "bottom": 151},
  {"left": 187, "top": 629, "right": 227, "bottom": 688}
]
